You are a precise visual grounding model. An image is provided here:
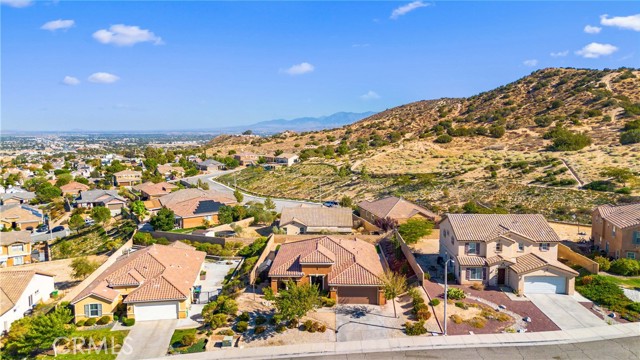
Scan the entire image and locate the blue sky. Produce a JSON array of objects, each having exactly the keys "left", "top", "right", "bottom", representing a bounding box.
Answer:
[{"left": 2, "top": 1, "right": 639, "bottom": 131}]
